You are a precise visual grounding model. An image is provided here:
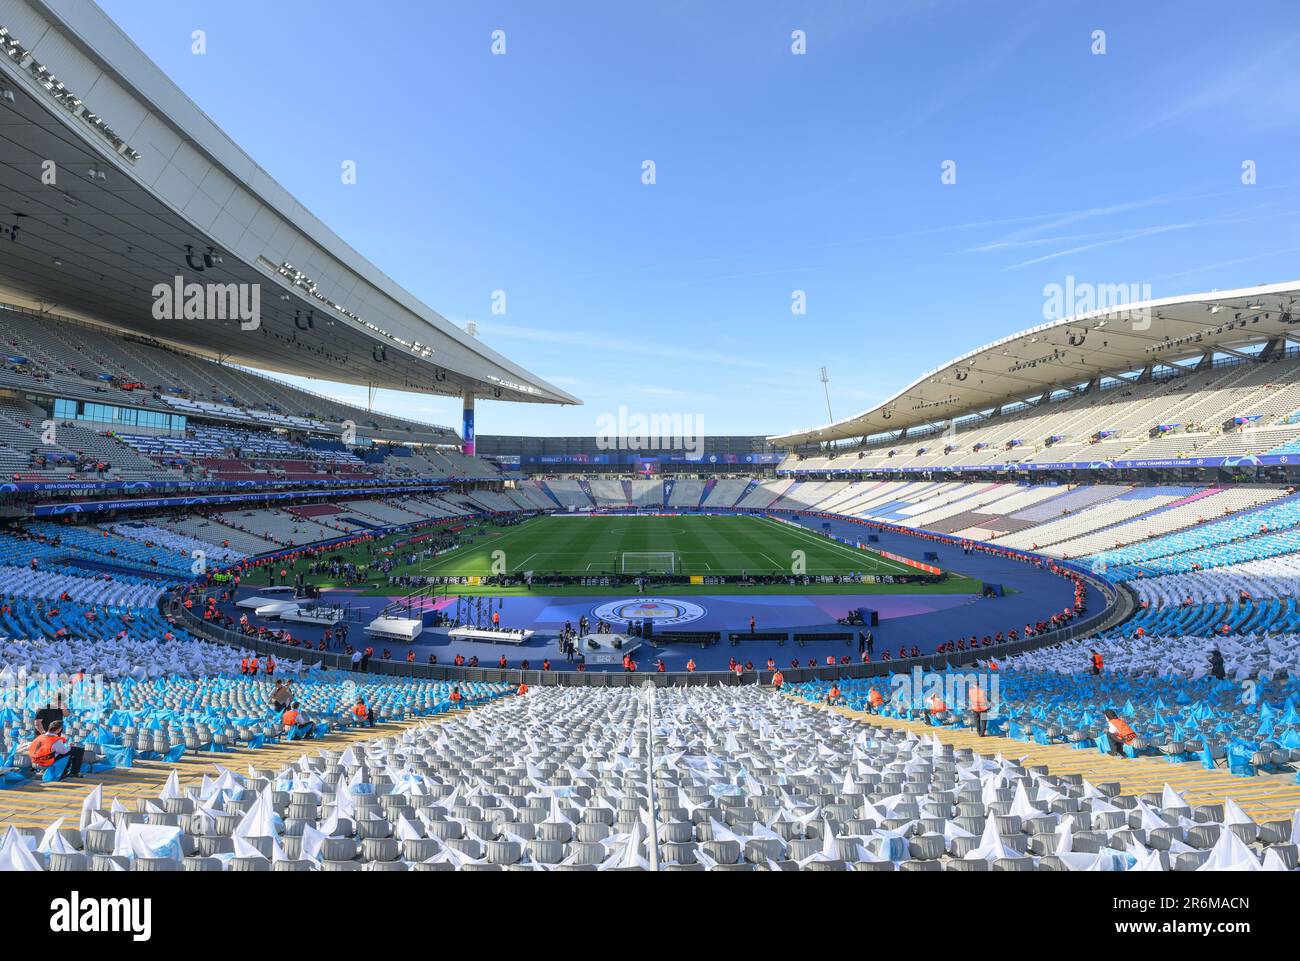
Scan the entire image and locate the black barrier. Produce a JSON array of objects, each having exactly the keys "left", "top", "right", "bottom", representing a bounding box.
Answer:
[
  {"left": 727, "top": 630, "right": 789, "bottom": 644},
  {"left": 654, "top": 630, "right": 721, "bottom": 646},
  {"left": 793, "top": 631, "right": 855, "bottom": 643}
]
